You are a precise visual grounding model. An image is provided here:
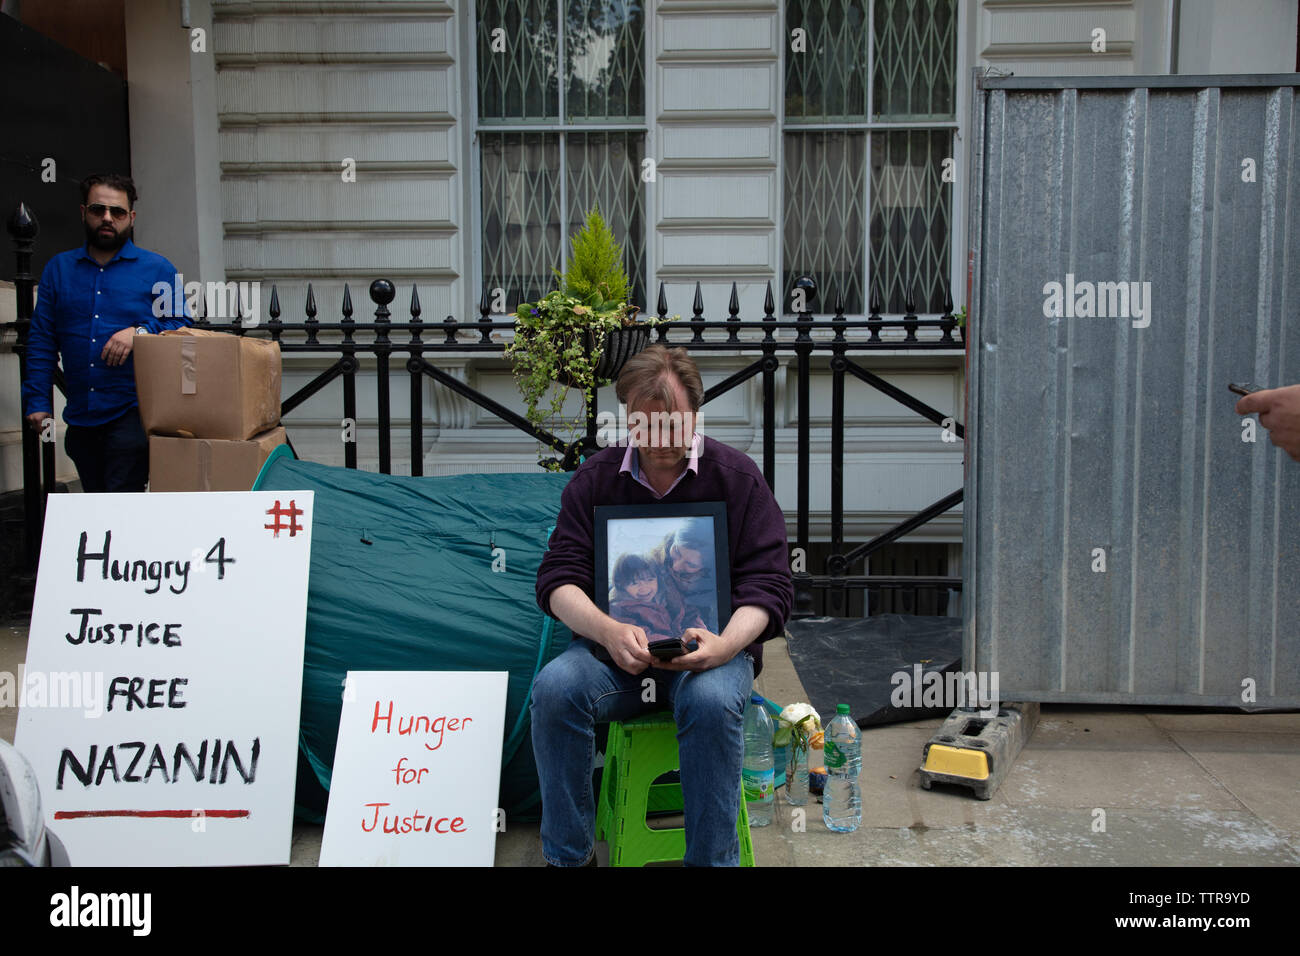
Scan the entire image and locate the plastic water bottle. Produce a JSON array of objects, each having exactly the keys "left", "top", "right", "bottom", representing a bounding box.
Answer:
[
  {"left": 742, "top": 694, "right": 775, "bottom": 827},
  {"left": 822, "top": 704, "right": 861, "bottom": 832}
]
